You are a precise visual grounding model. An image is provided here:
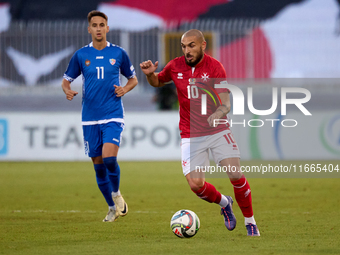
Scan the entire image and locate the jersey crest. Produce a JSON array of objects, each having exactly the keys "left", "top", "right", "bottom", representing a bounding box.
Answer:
[{"left": 201, "top": 73, "right": 209, "bottom": 81}]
